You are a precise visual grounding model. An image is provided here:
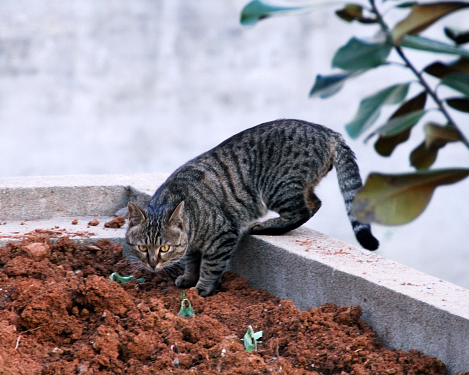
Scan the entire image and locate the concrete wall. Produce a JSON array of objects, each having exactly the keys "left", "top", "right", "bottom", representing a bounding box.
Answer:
[
  {"left": 1, "top": 174, "right": 468, "bottom": 374},
  {"left": 1, "top": 1, "right": 469, "bottom": 289}
]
